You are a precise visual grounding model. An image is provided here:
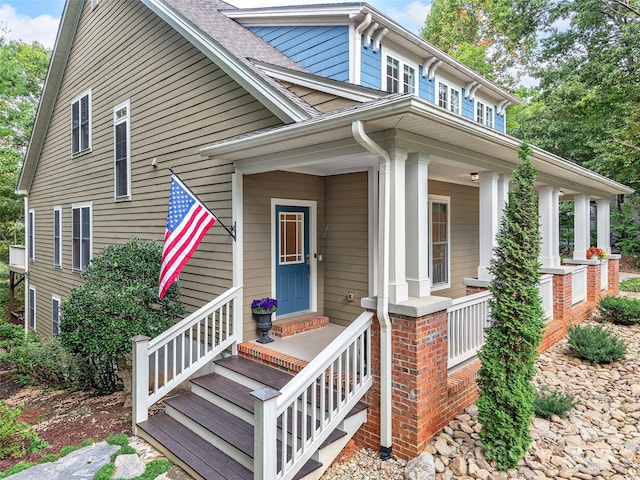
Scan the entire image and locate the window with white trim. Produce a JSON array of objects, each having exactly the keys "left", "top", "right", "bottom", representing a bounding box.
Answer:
[
  {"left": 71, "top": 90, "right": 91, "bottom": 155},
  {"left": 53, "top": 207, "right": 62, "bottom": 267},
  {"left": 476, "top": 101, "right": 494, "bottom": 128},
  {"left": 114, "top": 100, "right": 131, "bottom": 199},
  {"left": 384, "top": 53, "right": 417, "bottom": 94},
  {"left": 72, "top": 203, "right": 92, "bottom": 270},
  {"left": 28, "top": 286, "right": 36, "bottom": 331},
  {"left": 437, "top": 82, "right": 461, "bottom": 115},
  {"left": 52, "top": 296, "right": 61, "bottom": 335},
  {"left": 28, "top": 209, "right": 35, "bottom": 261},
  {"left": 429, "top": 195, "right": 450, "bottom": 290}
]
